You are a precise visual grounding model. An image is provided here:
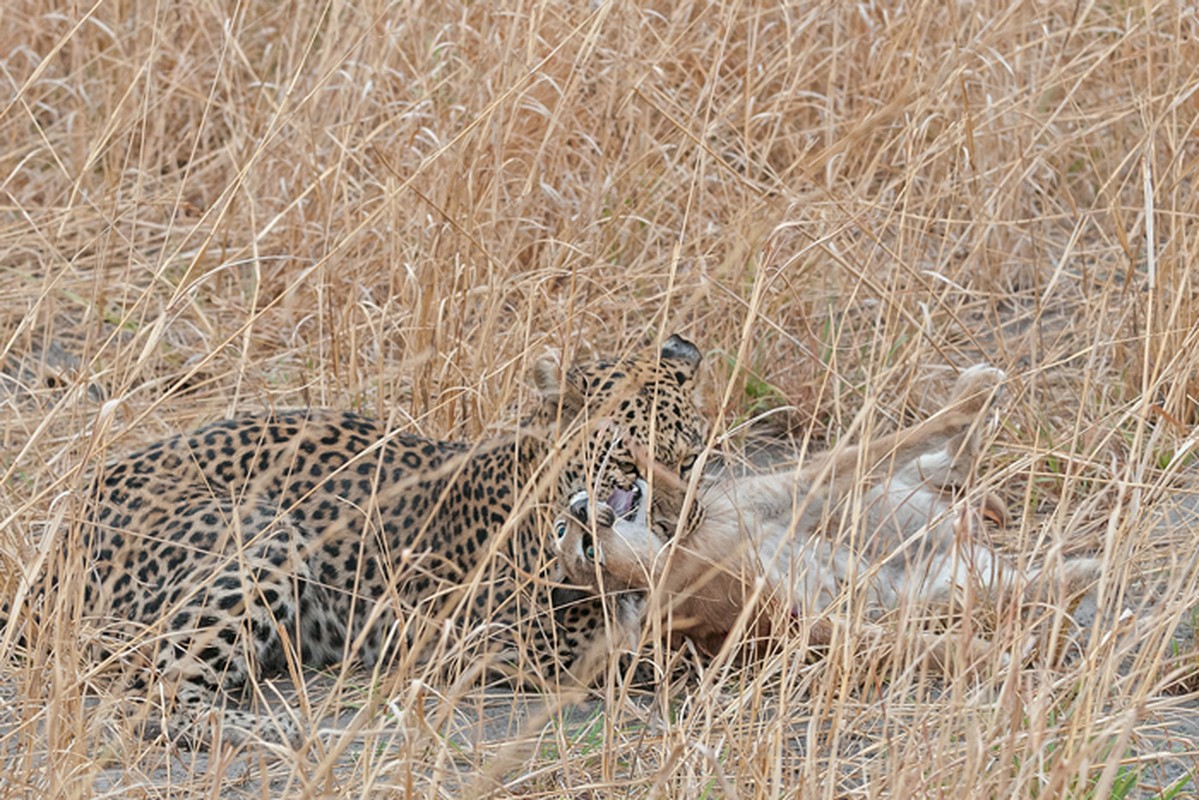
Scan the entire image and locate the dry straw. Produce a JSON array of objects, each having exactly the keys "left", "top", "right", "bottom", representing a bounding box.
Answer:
[{"left": 1, "top": 0, "right": 1197, "bottom": 797}]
